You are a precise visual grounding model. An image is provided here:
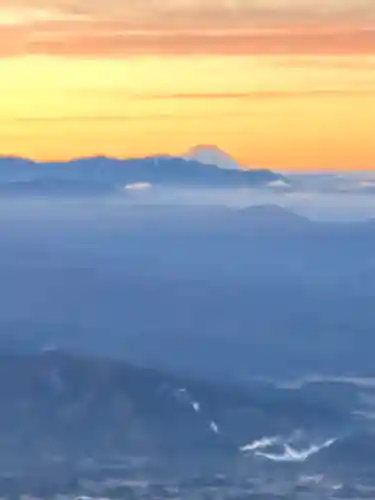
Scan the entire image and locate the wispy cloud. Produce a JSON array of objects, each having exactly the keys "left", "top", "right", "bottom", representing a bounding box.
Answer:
[
  {"left": 1, "top": 26, "right": 373, "bottom": 57},
  {"left": 0, "top": 112, "right": 253, "bottom": 123},
  {"left": 0, "top": 6, "right": 87, "bottom": 25},
  {"left": 0, "top": 1, "right": 374, "bottom": 56},
  {"left": 269, "top": 55, "right": 375, "bottom": 69},
  {"left": 47, "top": 0, "right": 375, "bottom": 26},
  {"left": 147, "top": 89, "right": 375, "bottom": 99}
]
